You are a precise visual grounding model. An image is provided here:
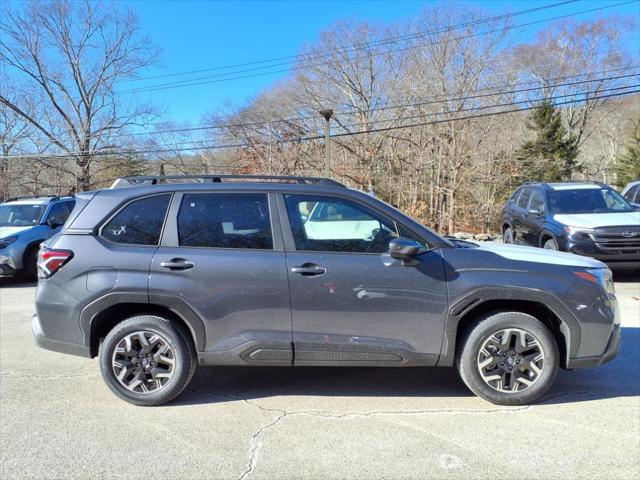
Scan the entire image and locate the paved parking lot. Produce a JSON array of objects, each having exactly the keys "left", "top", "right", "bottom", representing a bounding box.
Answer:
[{"left": 1, "top": 273, "right": 638, "bottom": 480}]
